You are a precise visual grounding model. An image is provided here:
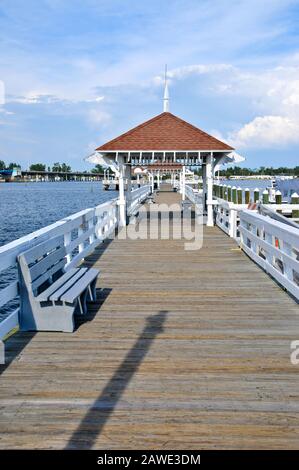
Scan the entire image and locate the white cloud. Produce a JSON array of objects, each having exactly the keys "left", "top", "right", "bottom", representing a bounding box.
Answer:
[
  {"left": 162, "top": 57, "right": 299, "bottom": 149},
  {"left": 230, "top": 115, "right": 299, "bottom": 148},
  {"left": 13, "top": 92, "right": 60, "bottom": 104},
  {"left": 11, "top": 92, "right": 105, "bottom": 105}
]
